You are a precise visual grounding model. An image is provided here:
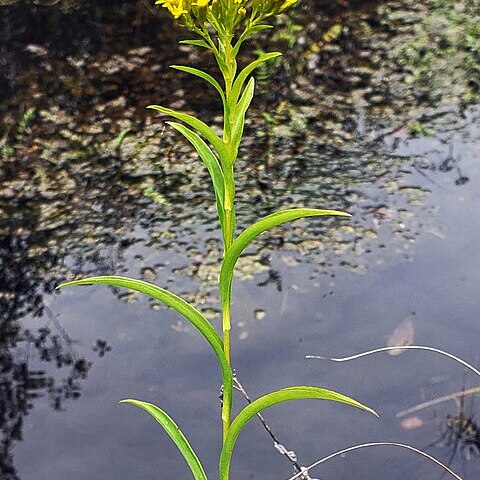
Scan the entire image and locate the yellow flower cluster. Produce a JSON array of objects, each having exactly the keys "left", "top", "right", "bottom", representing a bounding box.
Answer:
[{"left": 155, "top": 0, "right": 299, "bottom": 26}]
